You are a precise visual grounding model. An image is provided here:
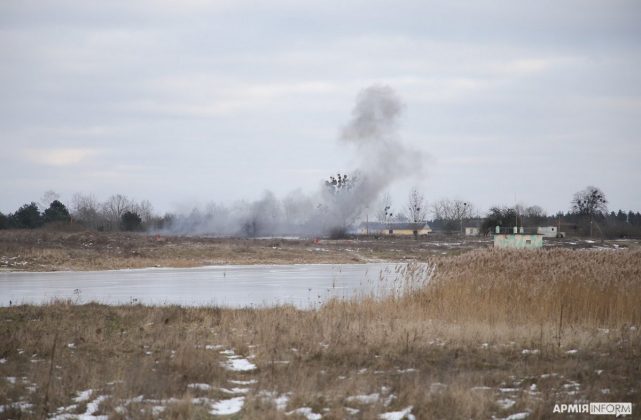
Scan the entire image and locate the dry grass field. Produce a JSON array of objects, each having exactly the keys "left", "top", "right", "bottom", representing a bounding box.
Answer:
[
  {"left": 1, "top": 229, "right": 638, "bottom": 272},
  {"left": 1, "top": 249, "right": 640, "bottom": 419},
  {"left": 0, "top": 230, "right": 362, "bottom": 271}
]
